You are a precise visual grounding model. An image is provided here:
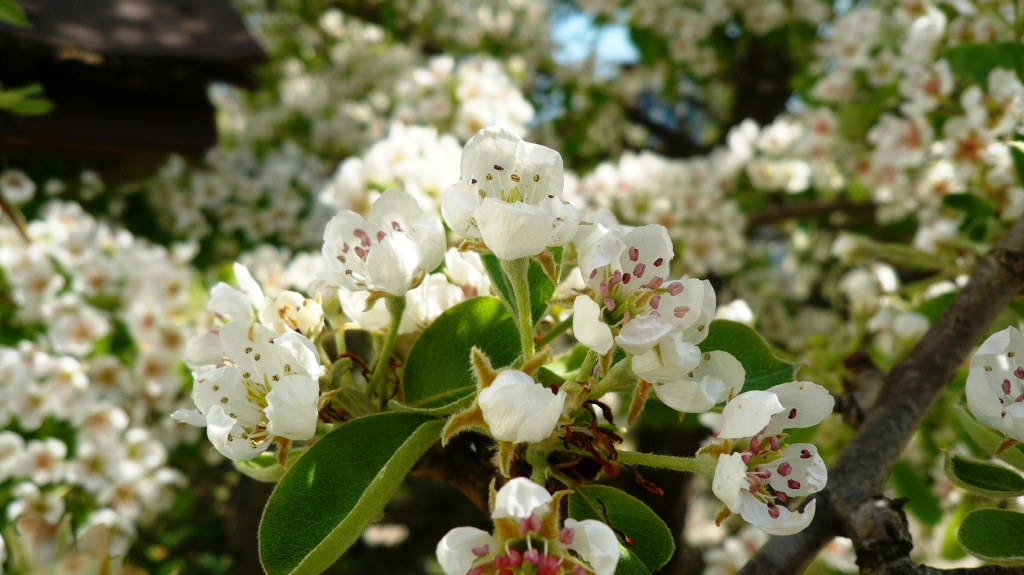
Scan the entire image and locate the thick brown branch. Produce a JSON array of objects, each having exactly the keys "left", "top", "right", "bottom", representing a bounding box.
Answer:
[{"left": 739, "top": 215, "right": 1024, "bottom": 575}]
